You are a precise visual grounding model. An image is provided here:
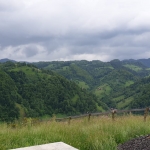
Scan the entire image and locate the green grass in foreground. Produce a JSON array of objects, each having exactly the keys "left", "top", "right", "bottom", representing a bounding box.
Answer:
[{"left": 1, "top": 115, "right": 150, "bottom": 150}]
